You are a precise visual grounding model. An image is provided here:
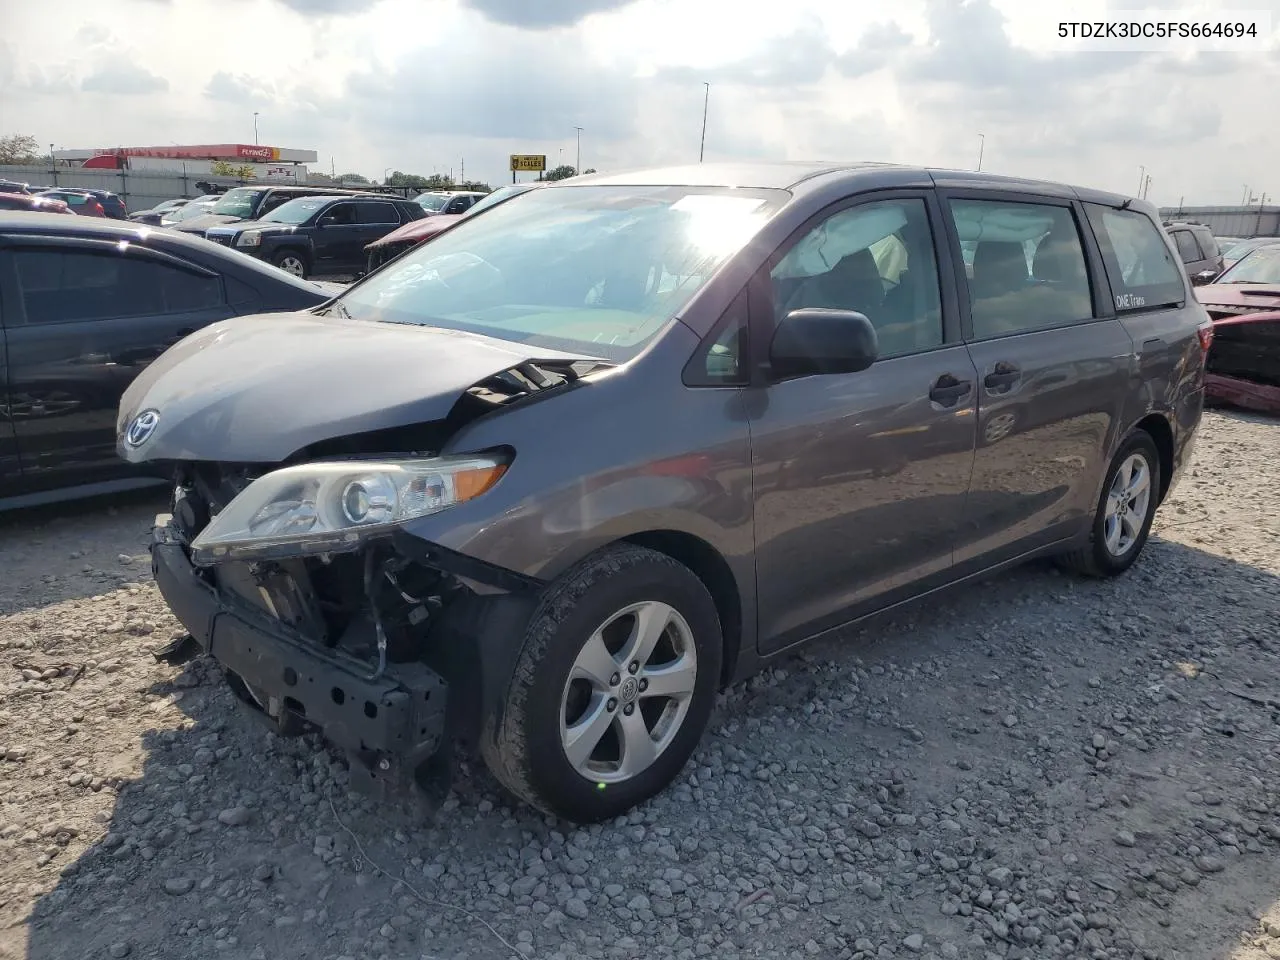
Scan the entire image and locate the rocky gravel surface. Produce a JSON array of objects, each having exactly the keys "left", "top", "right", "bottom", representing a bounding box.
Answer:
[{"left": 2, "top": 410, "right": 1279, "bottom": 960}]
